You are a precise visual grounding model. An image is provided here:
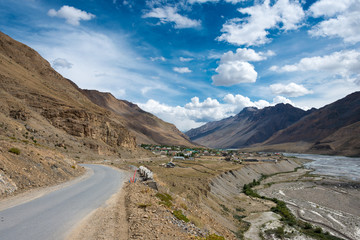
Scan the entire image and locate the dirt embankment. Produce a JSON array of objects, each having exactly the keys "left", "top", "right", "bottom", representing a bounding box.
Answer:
[
  {"left": 209, "top": 160, "right": 300, "bottom": 201},
  {"left": 0, "top": 139, "right": 85, "bottom": 198}
]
